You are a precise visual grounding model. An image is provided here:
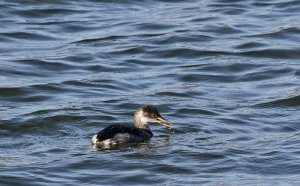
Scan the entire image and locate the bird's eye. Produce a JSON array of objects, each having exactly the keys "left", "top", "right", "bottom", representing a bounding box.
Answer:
[{"left": 152, "top": 114, "right": 157, "bottom": 118}]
